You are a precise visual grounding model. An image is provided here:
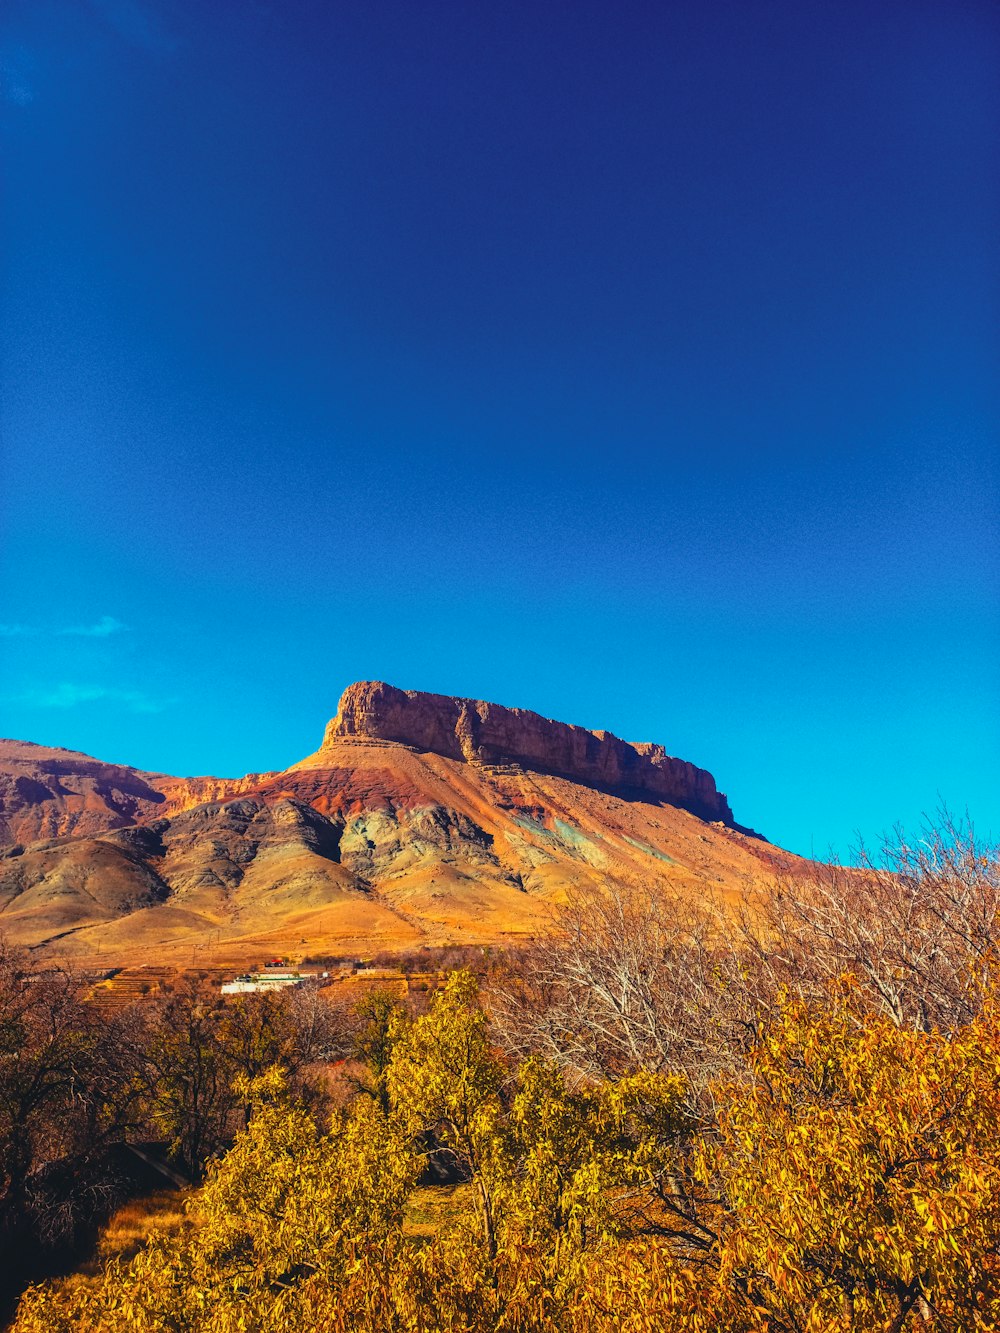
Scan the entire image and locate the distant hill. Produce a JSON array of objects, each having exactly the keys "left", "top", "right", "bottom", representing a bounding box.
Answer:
[{"left": 0, "top": 682, "right": 797, "bottom": 965}]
